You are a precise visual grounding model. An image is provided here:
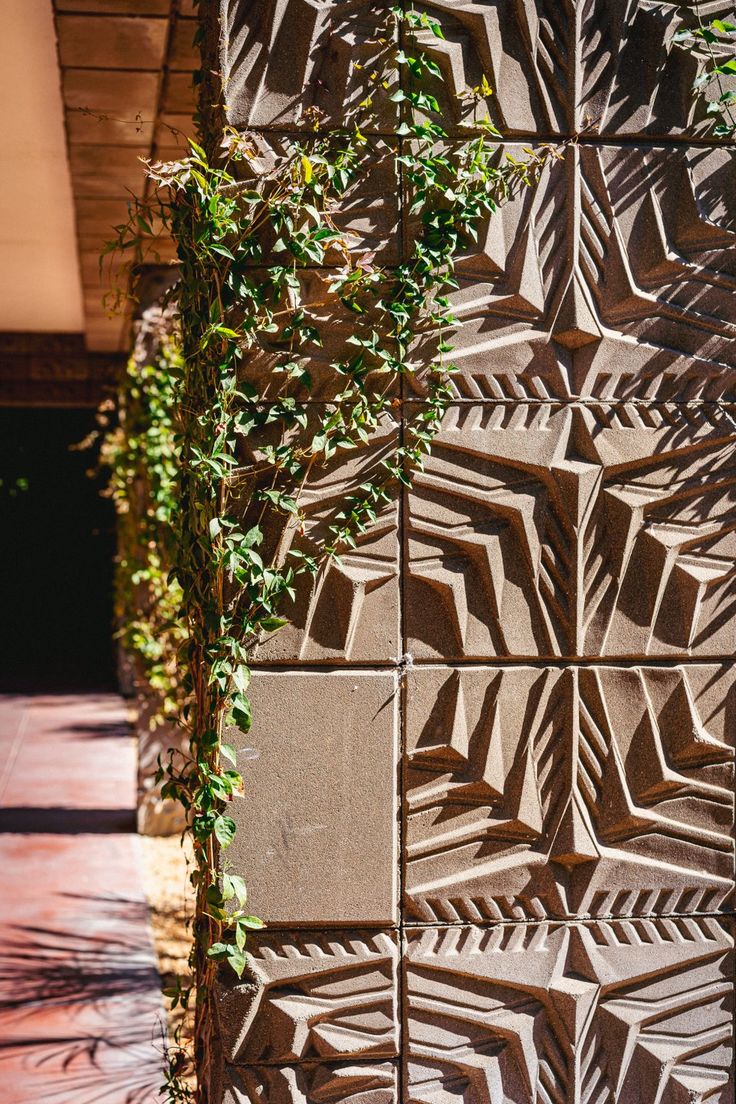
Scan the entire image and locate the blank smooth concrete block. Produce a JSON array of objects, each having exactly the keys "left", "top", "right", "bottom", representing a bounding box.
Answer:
[
  {"left": 404, "top": 664, "right": 736, "bottom": 923},
  {"left": 222, "top": 1062, "right": 398, "bottom": 1104},
  {"left": 227, "top": 672, "right": 399, "bottom": 926},
  {"left": 406, "top": 918, "right": 735, "bottom": 1104},
  {"left": 215, "top": 930, "right": 398, "bottom": 1065},
  {"left": 405, "top": 402, "right": 736, "bottom": 660}
]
